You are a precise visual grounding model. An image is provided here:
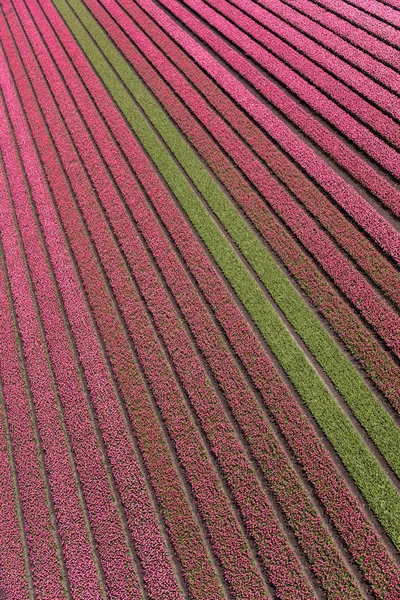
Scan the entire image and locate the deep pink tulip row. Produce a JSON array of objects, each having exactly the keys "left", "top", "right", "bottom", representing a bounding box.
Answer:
[
  {"left": 206, "top": 0, "right": 400, "bottom": 138},
  {"left": 16, "top": 2, "right": 316, "bottom": 595},
  {"left": 0, "top": 30, "right": 188, "bottom": 597},
  {"left": 307, "top": 0, "right": 400, "bottom": 47},
  {"left": 0, "top": 75, "right": 106, "bottom": 600},
  {"left": 362, "top": 0, "right": 400, "bottom": 12},
  {"left": 341, "top": 0, "right": 400, "bottom": 27},
  {"left": 30, "top": 0, "right": 367, "bottom": 594},
  {"left": 117, "top": 0, "right": 400, "bottom": 308},
  {"left": 276, "top": 0, "right": 400, "bottom": 71},
  {"left": 240, "top": 0, "right": 400, "bottom": 95},
  {"left": 1, "top": 12, "right": 191, "bottom": 600},
  {"left": 2, "top": 8, "right": 225, "bottom": 598},
  {"left": 35, "top": 1, "right": 400, "bottom": 597},
  {"left": 162, "top": 0, "right": 400, "bottom": 191},
  {"left": 90, "top": 0, "right": 400, "bottom": 410},
  {"left": 0, "top": 326, "right": 30, "bottom": 600},
  {"left": 0, "top": 189, "right": 49, "bottom": 600},
  {"left": 137, "top": 0, "right": 400, "bottom": 262}
]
